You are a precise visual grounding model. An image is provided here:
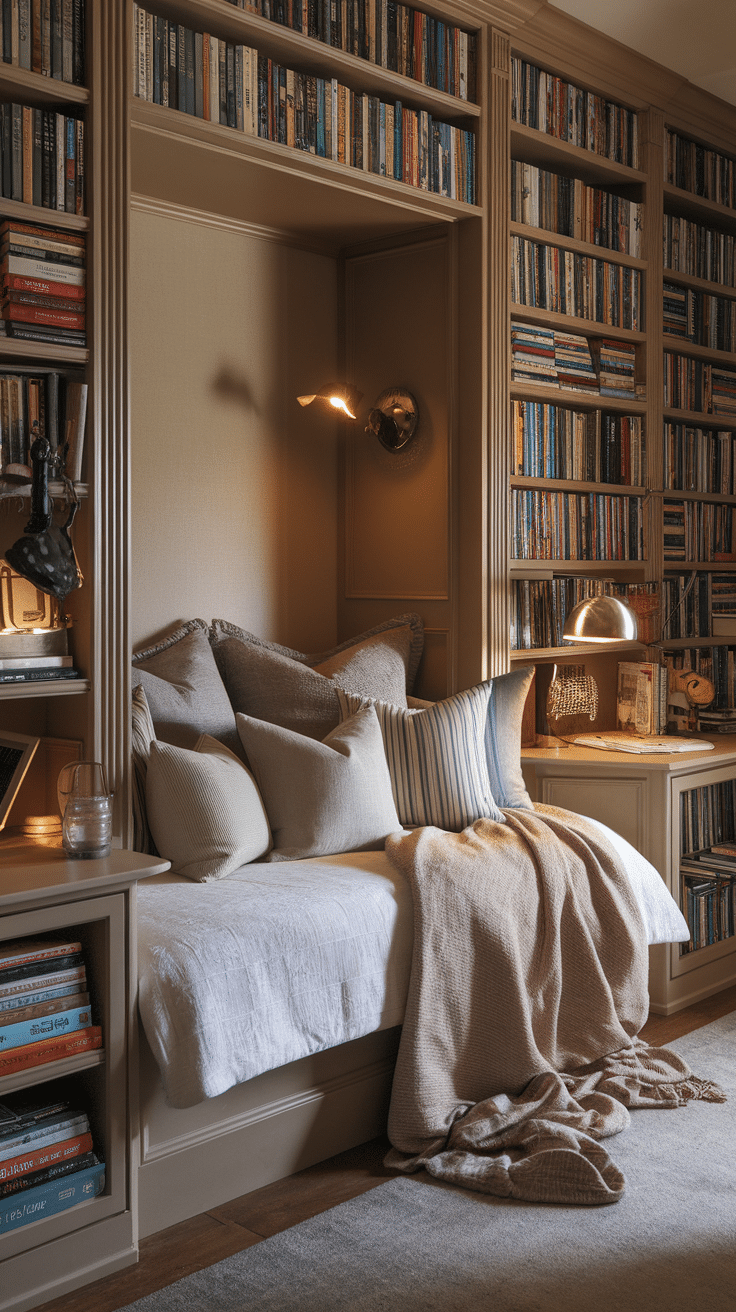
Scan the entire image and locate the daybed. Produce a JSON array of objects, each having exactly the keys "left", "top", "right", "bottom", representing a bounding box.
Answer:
[{"left": 129, "top": 617, "right": 690, "bottom": 1234}]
